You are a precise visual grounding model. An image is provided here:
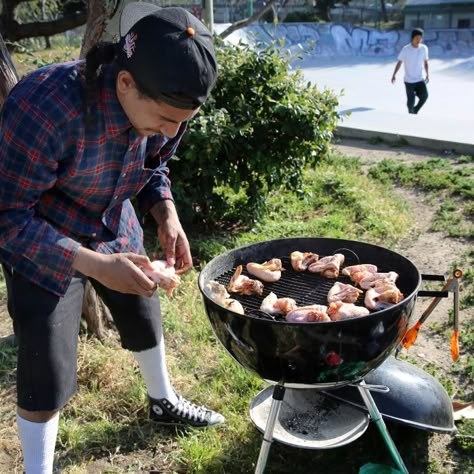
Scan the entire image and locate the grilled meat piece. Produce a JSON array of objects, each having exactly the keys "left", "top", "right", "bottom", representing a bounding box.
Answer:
[
  {"left": 227, "top": 265, "right": 264, "bottom": 296},
  {"left": 308, "top": 253, "right": 345, "bottom": 278},
  {"left": 327, "top": 282, "right": 362, "bottom": 304},
  {"left": 290, "top": 251, "right": 319, "bottom": 272},
  {"left": 286, "top": 305, "right": 330, "bottom": 323},
  {"left": 260, "top": 291, "right": 297, "bottom": 315},
  {"left": 328, "top": 301, "right": 370, "bottom": 320},
  {"left": 246, "top": 258, "right": 283, "bottom": 282}
]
